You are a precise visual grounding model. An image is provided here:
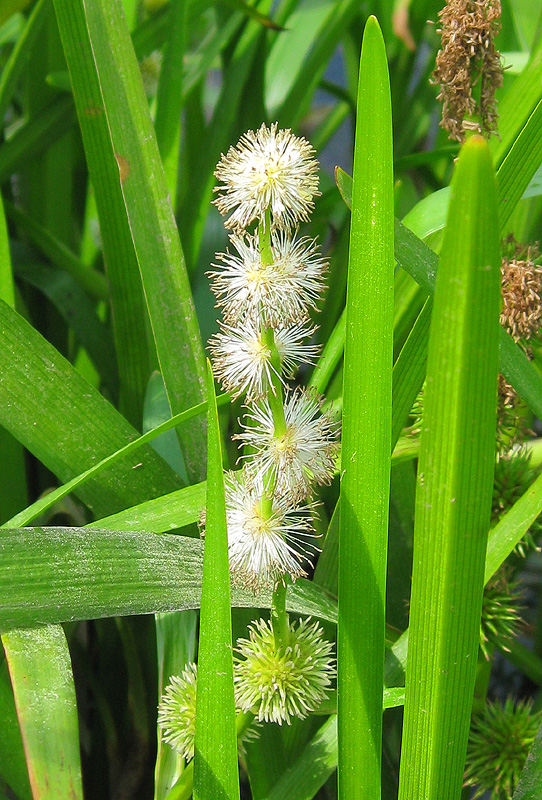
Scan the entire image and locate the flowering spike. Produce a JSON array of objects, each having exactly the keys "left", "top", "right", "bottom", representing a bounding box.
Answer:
[
  {"left": 213, "top": 123, "right": 320, "bottom": 231},
  {"left": 237, "top": 388, "right": 340, "bottom": 500},
  {"left": 209, "top": 319, "right": 319, "bottom": 400},
  {"left": 222, "top": 469, "right": 318, "bottom": 589},
  {"left": 208, "top": 230, "right": 327, "bottom": 326}
]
